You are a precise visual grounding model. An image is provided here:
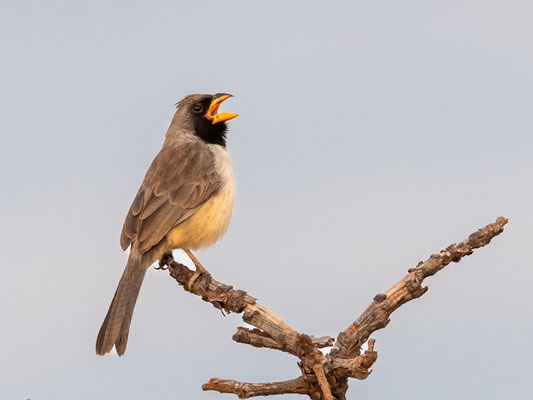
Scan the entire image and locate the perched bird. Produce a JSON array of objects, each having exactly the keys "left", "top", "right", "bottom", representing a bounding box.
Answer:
[{"left": 96, "top": 93, "right": 238, "bottom": 356}]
